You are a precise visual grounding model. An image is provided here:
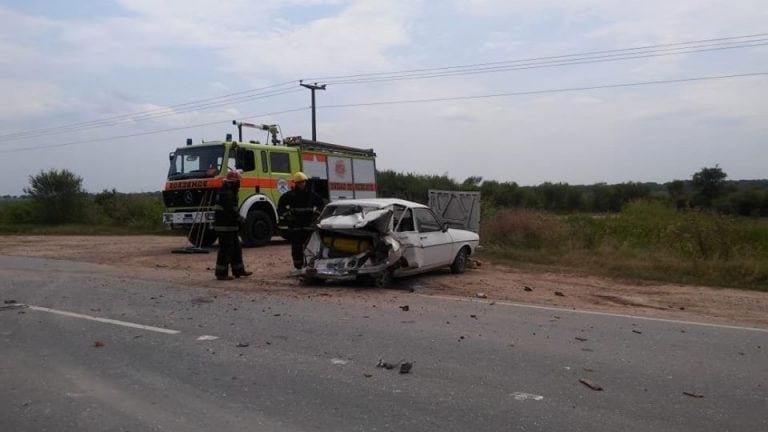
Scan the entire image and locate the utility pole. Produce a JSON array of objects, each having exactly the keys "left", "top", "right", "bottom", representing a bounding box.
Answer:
[{"left": 299, "top": 81, "right": 326, "bottom": 141}]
